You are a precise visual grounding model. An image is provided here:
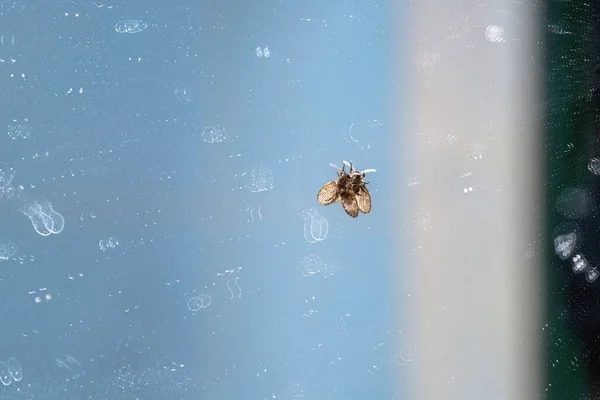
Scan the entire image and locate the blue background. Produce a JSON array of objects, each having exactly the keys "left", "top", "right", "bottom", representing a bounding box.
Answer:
[{"left": 0, "top": 0, "right": 404, "bottom": 398}]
